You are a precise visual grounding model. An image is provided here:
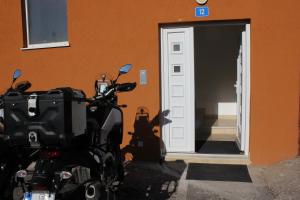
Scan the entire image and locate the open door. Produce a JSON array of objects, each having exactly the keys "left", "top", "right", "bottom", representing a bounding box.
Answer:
[
  {"left": 161, "top": 27, "right": 195, "bottom": 152},
  {"left": 236, "top": 24, "right": 250, "bottom": 152},
  {"left": 161, "top": 23, "right": 250, "bottom": 155}
]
